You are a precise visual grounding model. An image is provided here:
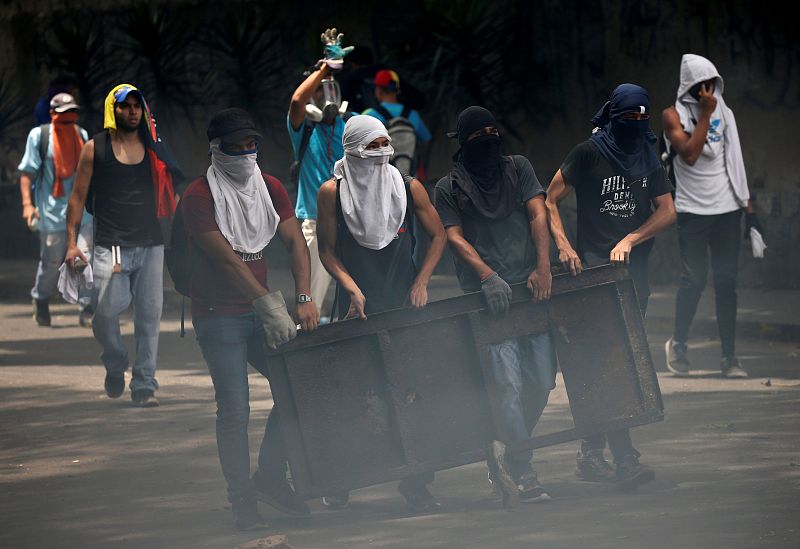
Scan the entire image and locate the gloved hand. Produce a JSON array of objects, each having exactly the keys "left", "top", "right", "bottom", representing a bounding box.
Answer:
[
  {"left": 253, "top": 291, "right": 297, "bottom": 350},
  {"left": 320, "top": 28, "right": 353, "bottom": 70},
  {"left": 744, "top": 212, "right": 765, "bottom": 240},
  {"left": 481, "top": 272, "right": 512, "bottom": 315}
]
